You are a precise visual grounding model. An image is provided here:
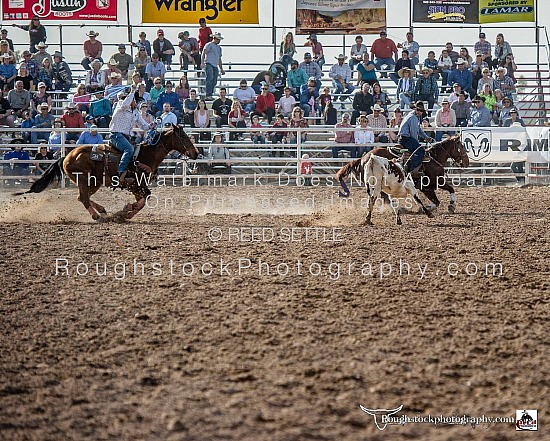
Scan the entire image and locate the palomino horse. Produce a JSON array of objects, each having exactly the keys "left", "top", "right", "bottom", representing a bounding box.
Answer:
[
  {"left": 336, "top": 135, "right": 469, "bottom": 213},
  {"left": 21, "top": 124, "right": 198, "bottom": 221},
  {"left": 364, "top": 155, "right": 433, "bottom": 225}
]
